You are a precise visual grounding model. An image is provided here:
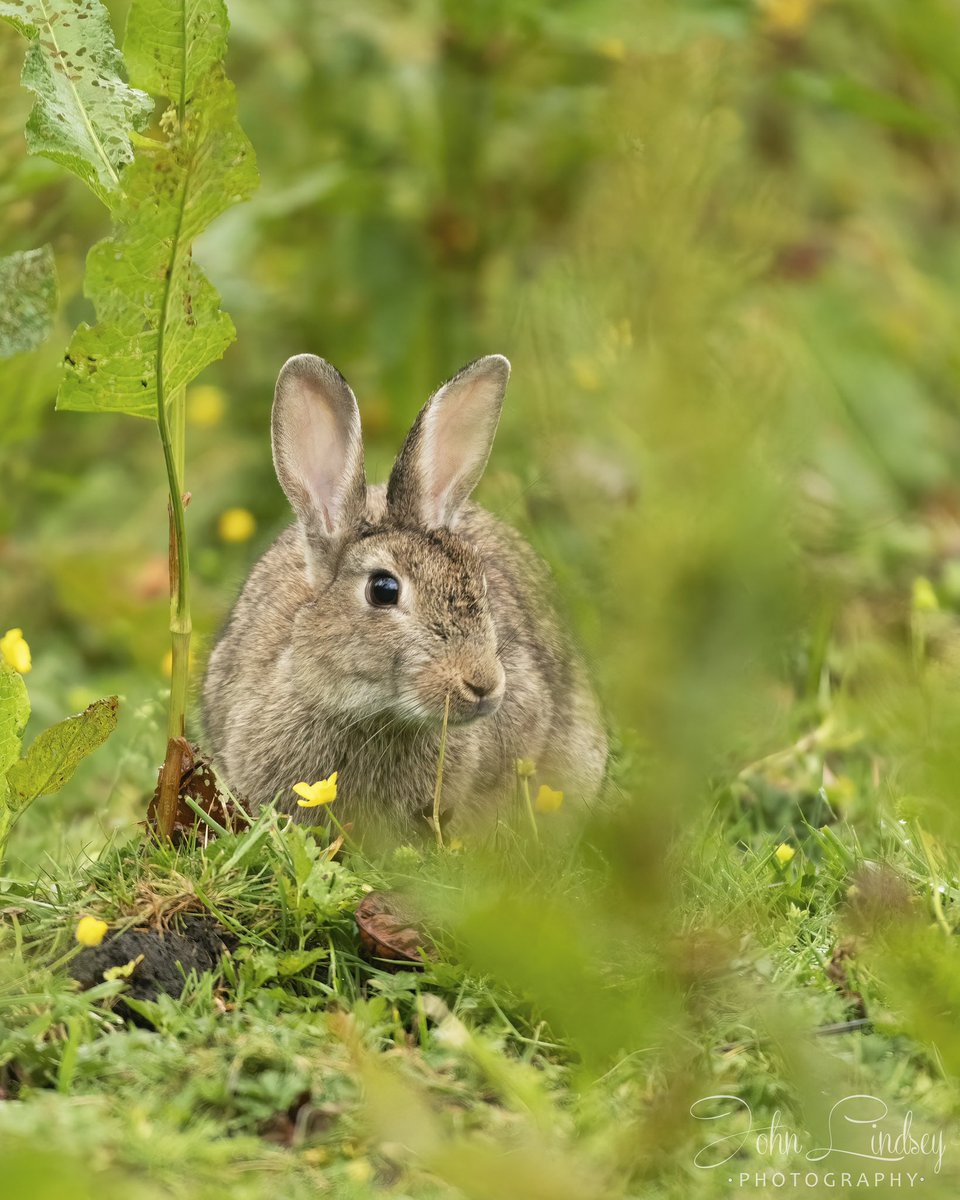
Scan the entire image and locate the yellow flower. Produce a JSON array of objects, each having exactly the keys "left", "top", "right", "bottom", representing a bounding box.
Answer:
[
  {"left": 76, "top": 916, "right": 109, "bottom": 947},
  {"left": 345, "top": 1160, "right": 373, "bottom": 1184},
  {"left": 103, "top": 954, "right": 145, "bottom": 981},
  {"left": 569, "top": 355, "right": 602, "bottom": 393},
  {"left": 759, "top": 0, "right": 815, "bottom": 34},
  {"left": 774, "top": 843, "right": 796, "bottom": 867},
  {"left": 515, "top": 757, "right": 537, "bottom": 779},
  {"left": 1, "top": 627, "right": 31, "bottom": 674},
  {"left": 534, "top": 784, "right": 564, "bottom": 814},
  {"left": 597, "top": 36, "right": 626, "bottom": 62},
  {"left": 293, "top": 773, "right": 338, "bottom": 808},
  {"left": 187, "top": 384, "right": 226, "bottom": 429},
  {"left": 912, "top": 576, "right": 939, "bottom": 613},
  {"left": 218, "top": 507, "right": 257, "bottom": 544}
]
